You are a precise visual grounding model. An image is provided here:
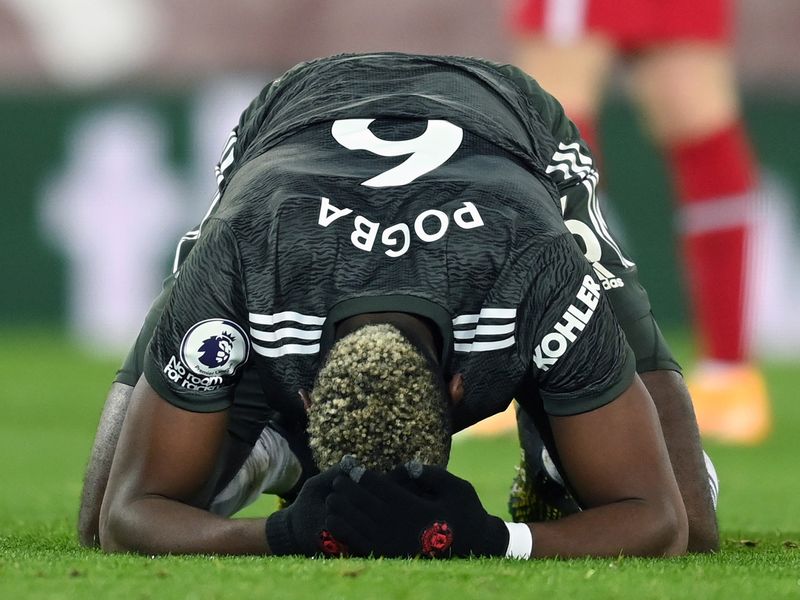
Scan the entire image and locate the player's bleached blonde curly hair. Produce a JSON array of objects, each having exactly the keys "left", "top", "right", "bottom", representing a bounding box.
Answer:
[{"left": 307, "top": 324, "right": 451, "bottom": 472}]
